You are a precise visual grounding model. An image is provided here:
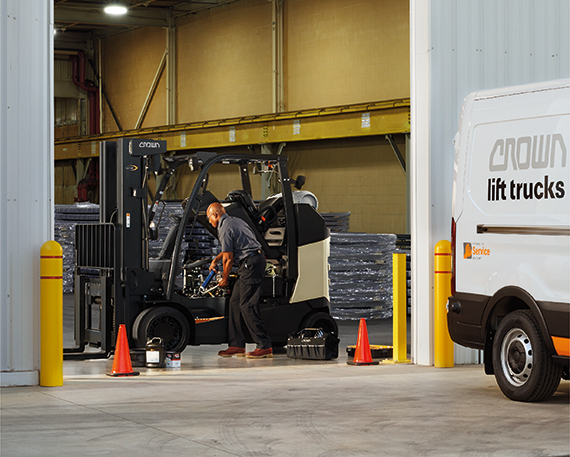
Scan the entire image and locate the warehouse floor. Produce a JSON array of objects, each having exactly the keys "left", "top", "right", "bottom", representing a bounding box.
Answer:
[{"left": 2, "top": 311, "right": 569, "bottom": 457}]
